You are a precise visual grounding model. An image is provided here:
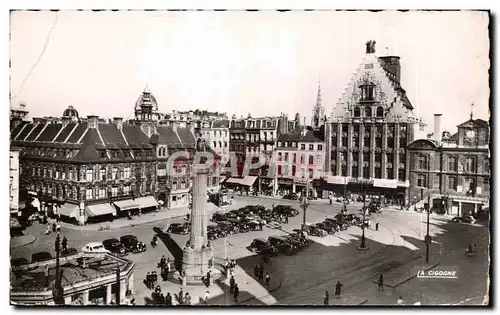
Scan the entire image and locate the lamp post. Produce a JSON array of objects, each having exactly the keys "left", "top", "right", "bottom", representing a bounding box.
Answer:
[
  {"left": 425, "top": 195, "right": 431, "bottom": 263},
  {"left": 116, "top": 263, "right": 121, "bottom": 305},
  {"left": 357, "top": 182, "right": 368, "bottom": 250},
  {"left": 301, "top": 180, "right": 310, "bottom": 227},
  {"left": 52, "top": 233, "right": 64, "bottom": 305}
]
